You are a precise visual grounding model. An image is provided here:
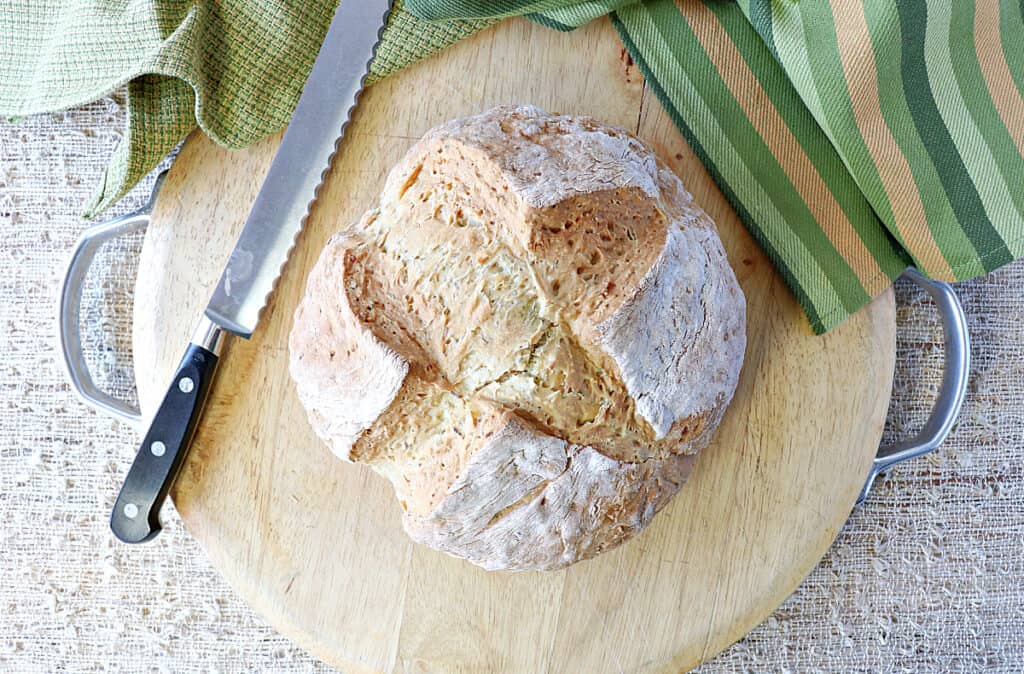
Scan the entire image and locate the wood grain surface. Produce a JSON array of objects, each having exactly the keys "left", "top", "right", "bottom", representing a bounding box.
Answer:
[{"left": 131, "top": 17, "right": 896, "bottom": 674}]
